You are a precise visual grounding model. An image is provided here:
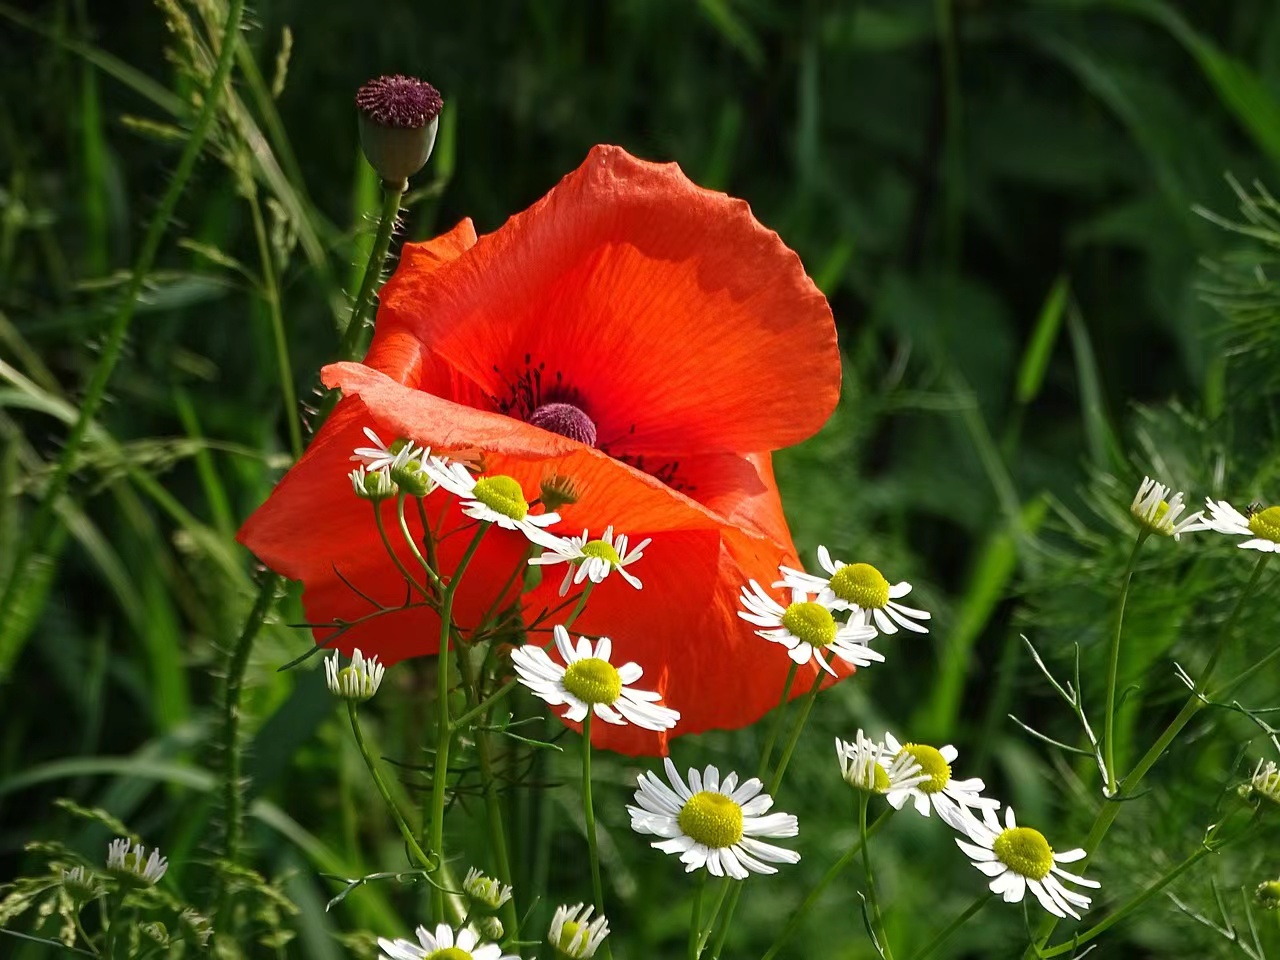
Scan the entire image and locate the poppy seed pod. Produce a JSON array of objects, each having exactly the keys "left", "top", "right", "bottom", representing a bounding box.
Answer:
[{"left": 355, "top": 74, "right": 443, "bottom": 187}]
